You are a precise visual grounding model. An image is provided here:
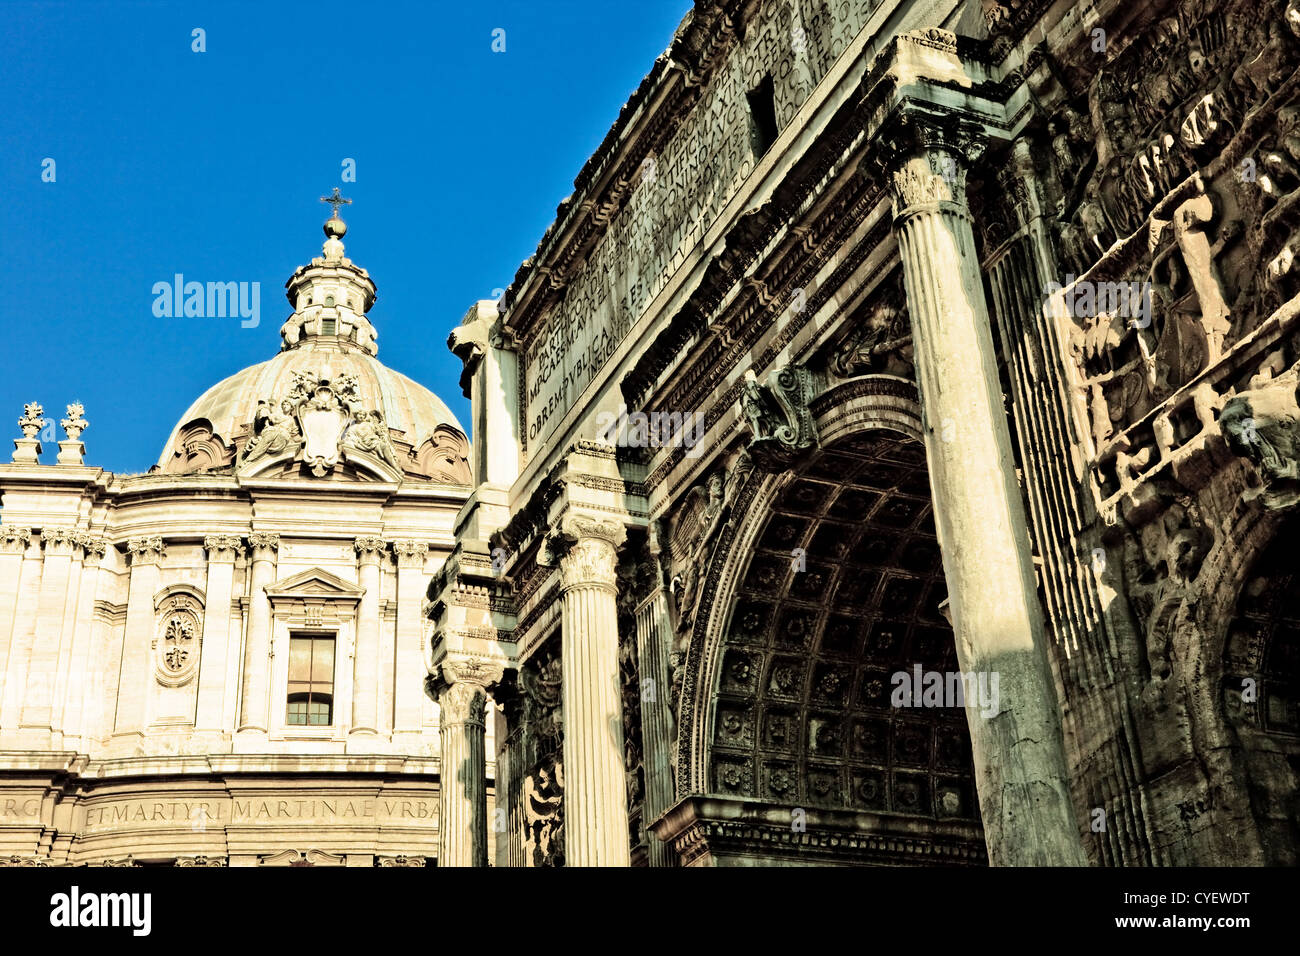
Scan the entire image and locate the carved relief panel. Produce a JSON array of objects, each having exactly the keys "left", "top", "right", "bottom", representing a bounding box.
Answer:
[{"left": 153, "top": 588, "right": 203, "bottom": 688}]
